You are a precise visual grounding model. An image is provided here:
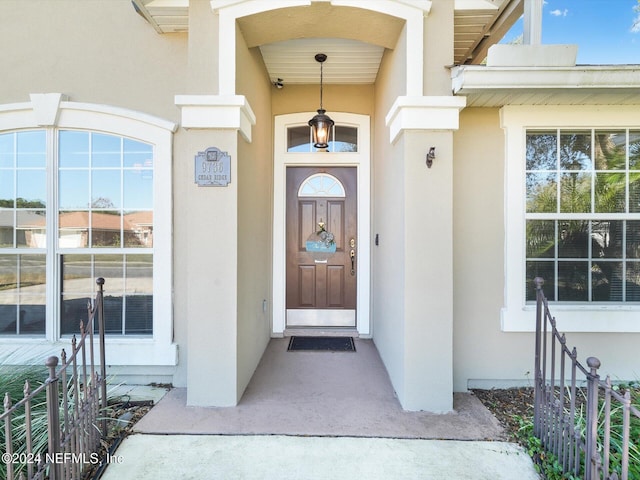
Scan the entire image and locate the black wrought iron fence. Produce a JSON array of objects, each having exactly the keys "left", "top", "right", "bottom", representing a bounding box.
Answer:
[
  {"left": 534, "top": 277, "right": 640, "bottom": 480},
  {"left": 1, "top": 278, "right": 108, "bottom": 480}
]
